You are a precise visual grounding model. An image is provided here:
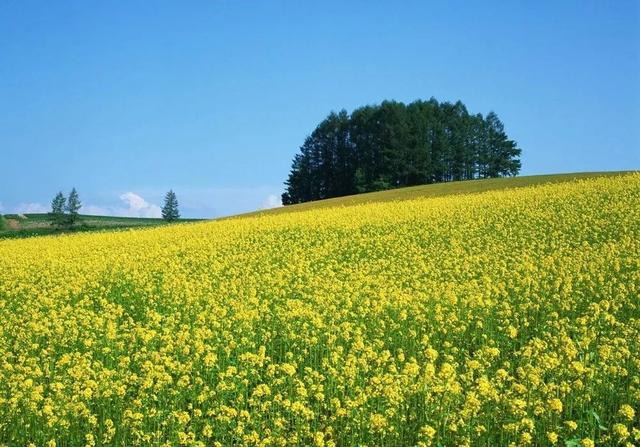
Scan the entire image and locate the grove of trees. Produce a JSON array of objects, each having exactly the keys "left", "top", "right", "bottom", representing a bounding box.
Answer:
[
  {"left": 282, "top": 98, "right": 522, "bottom": 204},
  {"left": 49, "top": 187, "right": 82, "bottom": 227}
]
